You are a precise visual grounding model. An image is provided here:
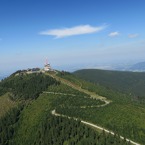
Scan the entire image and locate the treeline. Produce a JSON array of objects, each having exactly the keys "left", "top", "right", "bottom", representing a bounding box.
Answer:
[
  {"left": 0, "top": 73, "right": 60, "bottom": 100},
  {"left": 34, "top": 115, "right": 130, "bottom": 145},
  {"left": 0, "top": 105, "right": 24, "bottom": 145}
]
